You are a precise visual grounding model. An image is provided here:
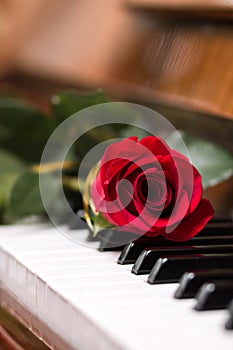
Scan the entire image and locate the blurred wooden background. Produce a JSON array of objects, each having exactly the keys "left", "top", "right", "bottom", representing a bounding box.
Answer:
[
  {"left": 0, "top": 0, "right": 233, "bottom": 120},
  {"left": 0, "top": 0, "right": 232, "bottom": 212},
  {"left": 1, "top": 0, "right": 233, "bottom": 126},
  {"left": 0, "top": 0, "right": 133, "bottom": 87}
]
